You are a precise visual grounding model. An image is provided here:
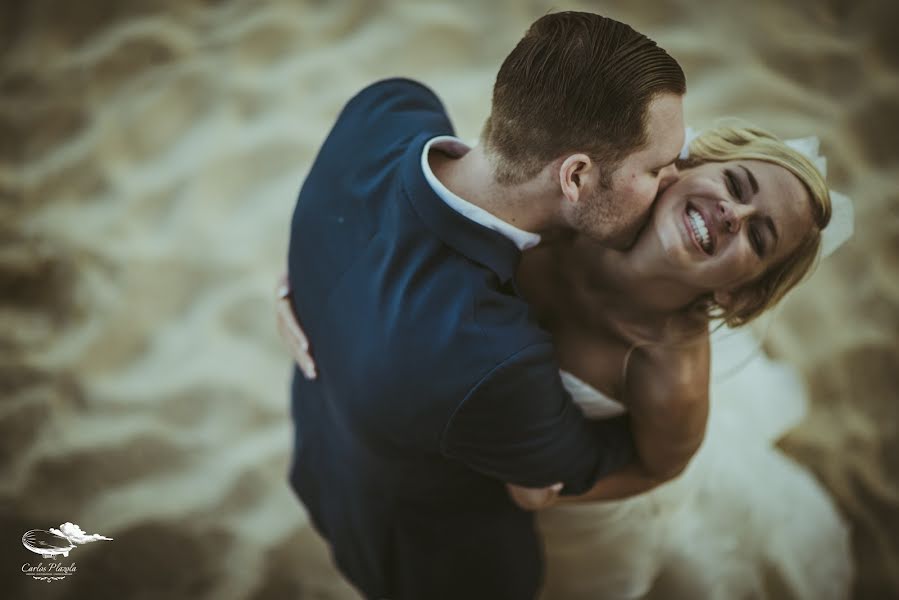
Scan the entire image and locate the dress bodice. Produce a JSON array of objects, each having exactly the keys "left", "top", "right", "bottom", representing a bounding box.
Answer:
[{"left": 559, "top": 370, "right": 626, "bottom": 419}]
